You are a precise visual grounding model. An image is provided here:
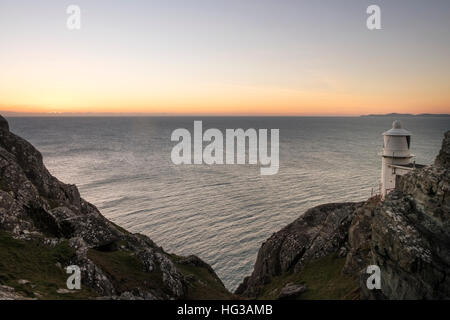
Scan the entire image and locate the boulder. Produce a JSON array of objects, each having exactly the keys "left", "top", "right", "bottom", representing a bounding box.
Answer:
[{"left": 277, "top": 283, "right": 307, "bottom": 299}]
